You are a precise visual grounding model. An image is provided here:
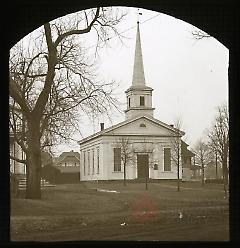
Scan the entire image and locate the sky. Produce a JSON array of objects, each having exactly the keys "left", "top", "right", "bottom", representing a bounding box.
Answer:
[
  {"left": 12, "top": 7, "right": 229, "bottom": 156},
  {"left": 57, "top": 7, "right": 228, "bottom": 155}
]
